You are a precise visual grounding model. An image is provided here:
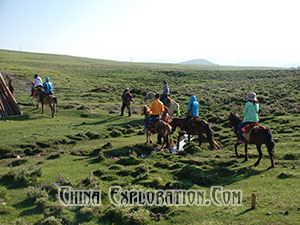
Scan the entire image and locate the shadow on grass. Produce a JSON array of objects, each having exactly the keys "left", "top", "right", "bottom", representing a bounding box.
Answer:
[
  {"left": 13, "top": 198, "right": 43, "bottom": 216},
  {"left": 0, "top": 113, "right": 30, "bottom": 121},
  {"left": 236, "top": 208, "right": 255, "bottom": 216},
  {"left": 73, "top": 115, "right": 122, "bottom": 126}
]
